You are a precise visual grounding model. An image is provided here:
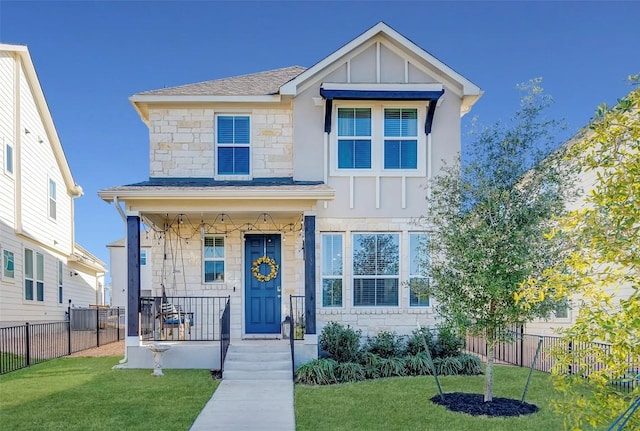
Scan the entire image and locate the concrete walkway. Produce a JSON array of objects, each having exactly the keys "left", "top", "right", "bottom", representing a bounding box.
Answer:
[{"left": 189, "top": 342, "right": 295, "bottom": 431}]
